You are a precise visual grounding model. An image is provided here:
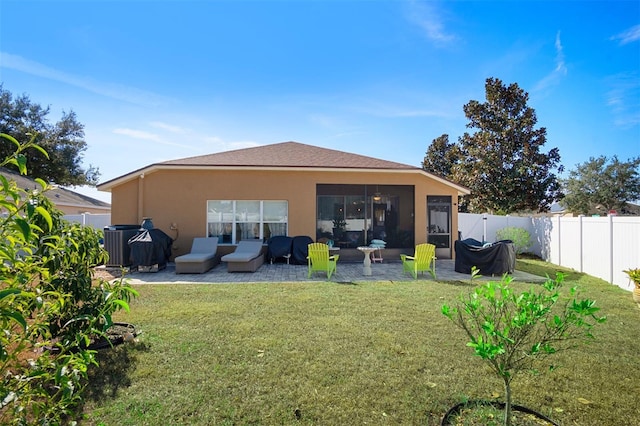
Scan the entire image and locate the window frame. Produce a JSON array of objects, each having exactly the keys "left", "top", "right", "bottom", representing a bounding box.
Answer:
[{"left": 207, "top": 200, "right": 288, "bottom": 244}]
